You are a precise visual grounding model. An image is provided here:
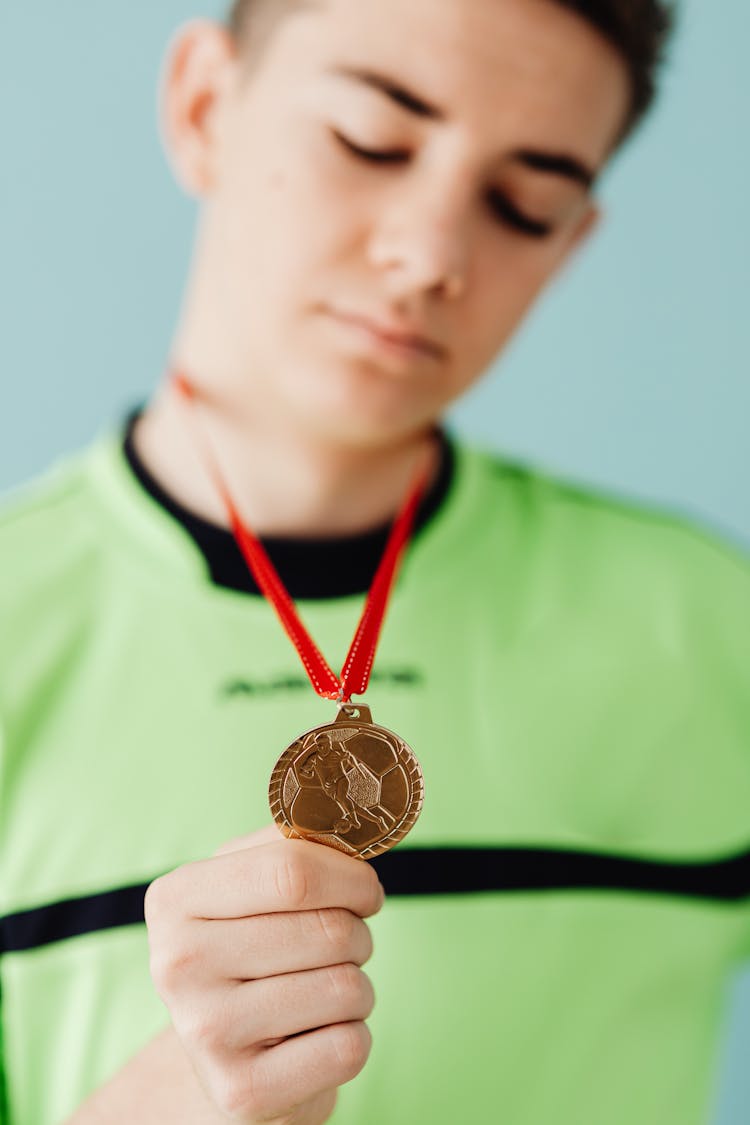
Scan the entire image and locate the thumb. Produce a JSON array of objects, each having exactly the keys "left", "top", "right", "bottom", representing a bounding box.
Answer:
[{"left": 213, "top": 823, "right": 287, "bottom": 857}]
